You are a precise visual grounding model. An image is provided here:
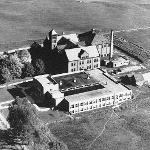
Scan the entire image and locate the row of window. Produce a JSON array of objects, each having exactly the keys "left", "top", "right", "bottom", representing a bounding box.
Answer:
[
  {"left": 100, "top": 54, "right": 110, "bottom": 57},
  {"left": 70, "top": 96, "right": 113, "bottom": 108},
  {"left": 71, "top": 58, "right": 100, "bottom": 67},
  {"left": 70, "top": 102, "right": 112, "bottom": 114}
]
